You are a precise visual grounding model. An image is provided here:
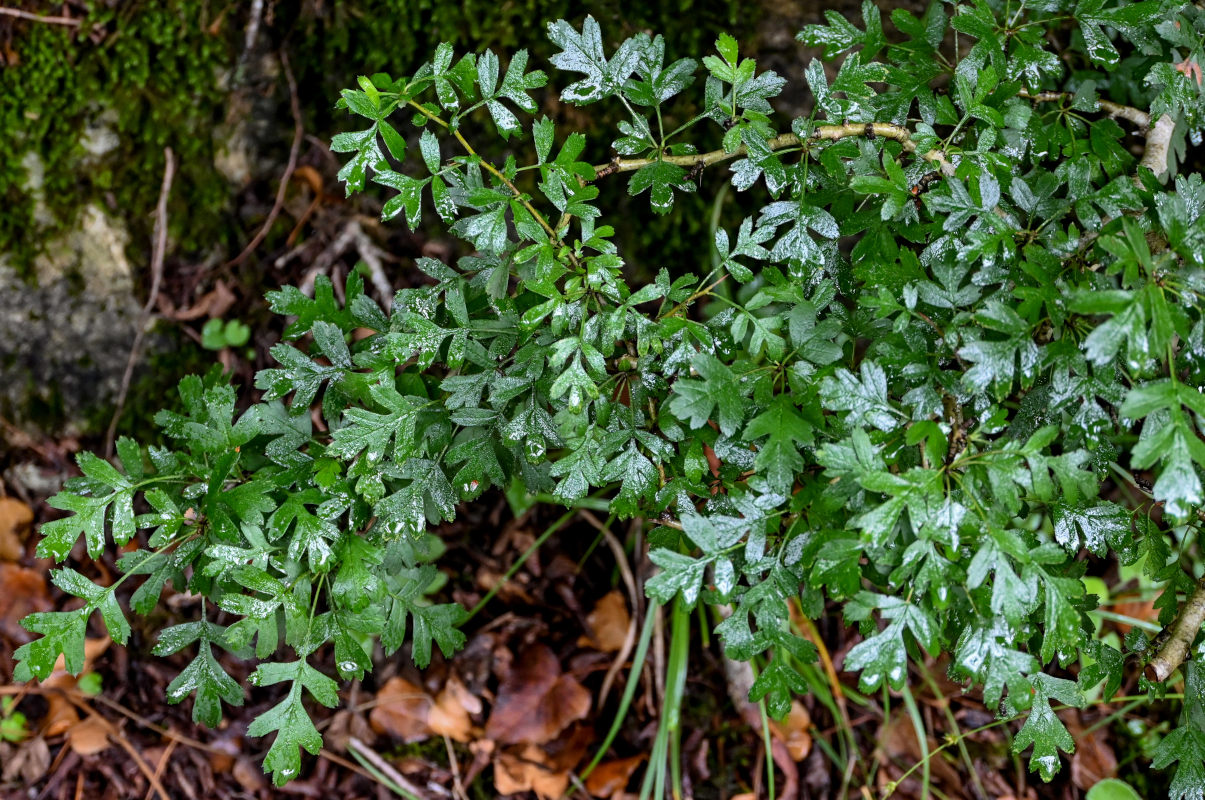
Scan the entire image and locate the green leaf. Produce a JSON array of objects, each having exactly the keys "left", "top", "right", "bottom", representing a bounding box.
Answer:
[
  {"left": 547, "top": 16, "right": 642, "bottom": 105},
  {"left": 1012, "top": 673, "right": 1084, "bottom": 782},
  {"left": 628, "top": 160, "right": 692, "bottom": 214},
  {"left": 1153, "top": 662, "right": 1205, "bottom": 800},
  {"left": 819, "top": 361, "right": 900, "bottom": 432},
  {"left": 154, "top": 621, "right": 244, "bottom": 727},
  {"left": 247, "top": 660, "right": 339, "bottom": 786},
  {"left": 745, "top": 395, "right": 813, "bottom": 493},
  {"left": 667, "top": 354, "right": 746, "bottom": 436},
  {"left": 14, "top": 609, "right": 89, "bottom": 681}
]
